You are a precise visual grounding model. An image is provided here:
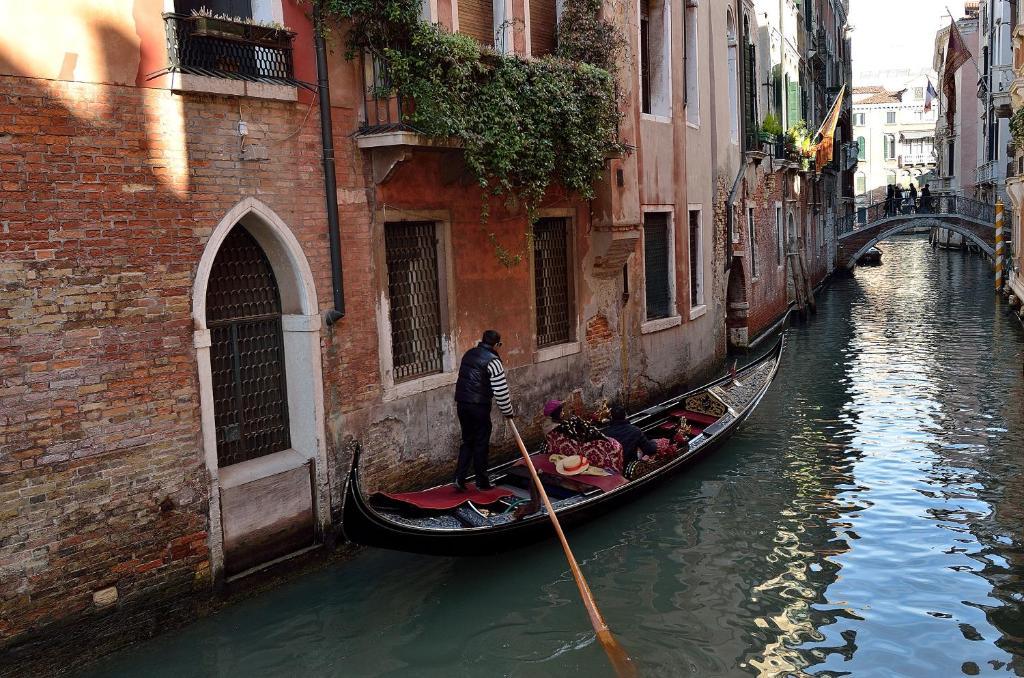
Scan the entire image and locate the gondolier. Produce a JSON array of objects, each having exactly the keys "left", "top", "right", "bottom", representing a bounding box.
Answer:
[{"left": 453, "top": 330, "right": 515, "bottom": 491}]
